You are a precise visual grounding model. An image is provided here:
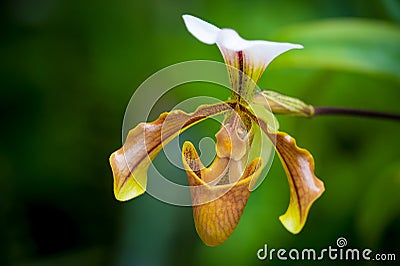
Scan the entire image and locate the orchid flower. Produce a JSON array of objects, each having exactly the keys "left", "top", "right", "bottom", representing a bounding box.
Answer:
[{"left": 109, "top": 14, "right": 325, "bottom": 246}]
